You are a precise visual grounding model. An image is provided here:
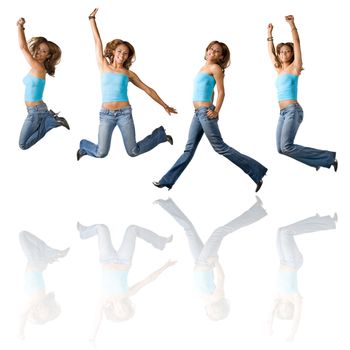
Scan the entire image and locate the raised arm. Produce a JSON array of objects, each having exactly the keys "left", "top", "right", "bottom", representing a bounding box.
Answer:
[
  {"left": 128, "top": 260, "right": 177, "bottom": 296},
  {"left": 17, "top": 18, "right": 43, "bottom": 73},
  {"left": 285, "top": 15, "right": 302, "bottom": 73},
  {"left": 129, "top": 72, "right": 177, "bottom": 115},
  {"left": 267, "top": 23, "right": 278, "bottom": 68},
  {"left": 88, "top": 8, "right": 105, "bottom": 70}
]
